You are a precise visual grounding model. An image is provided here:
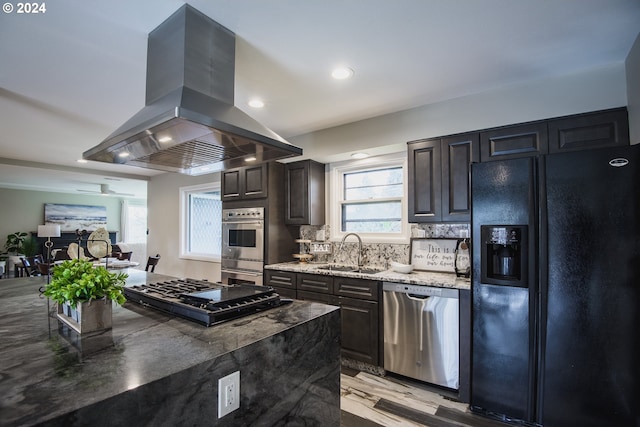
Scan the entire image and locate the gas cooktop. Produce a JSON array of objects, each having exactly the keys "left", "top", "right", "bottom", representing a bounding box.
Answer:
[{"left": 124, "top": 279, "right": 282, "bottom": 326}]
